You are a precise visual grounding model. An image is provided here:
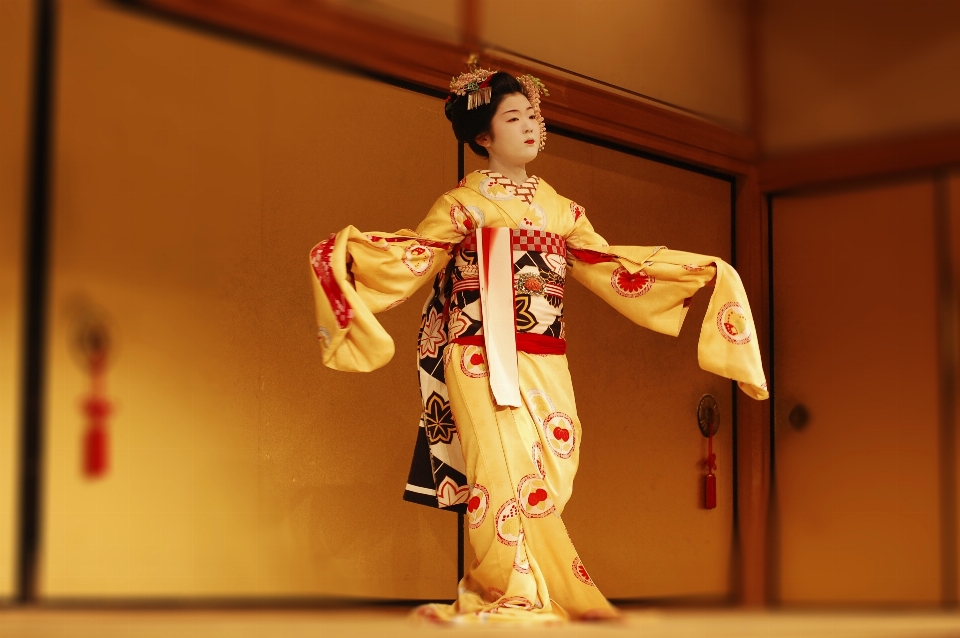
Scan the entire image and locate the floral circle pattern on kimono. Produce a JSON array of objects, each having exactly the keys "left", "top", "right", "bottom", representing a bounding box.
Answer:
[
  {"left": 543, "top": 411, "right": 576, "bottom": 458},
  {"left": 717, "top": 301, "right": 752, "bottom": 345},
  {"left": 495, "top": 499, "right": 521, "bottom": 546},
  {"left": 485, "top": 587, "right": 505, "bottom": 603},
  {"left": 611, "top": 265, "right": 655, "bottom": 298},
  {"left": 572, "top": 557, "right": 595, "bottom": 586},
  {"left": 460, "top": 345, "right": 489, "bottom": 378},
  {"left": 518, "top": 474, "right": 556, "bottom": 518},
  {"left": 479, "top": 177, "right": 515, "bottom": 201},
  {"left": 450, "top": 203, "right": 485, "bottom": 235},
  {"left": 402, "top": 244, "right": 434, "bottom": 276},
  {"left": 570, "top": 201, "right": 585, "bottom": 222},
  {"left": 523, "top": 388, "right": 555, "bottom": 426},
  {"left": 467, "top": 483, "right": 490, "bottom": 529},
  {"left": 518, "top": 203, "right": 547, "bottom": 231}
]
